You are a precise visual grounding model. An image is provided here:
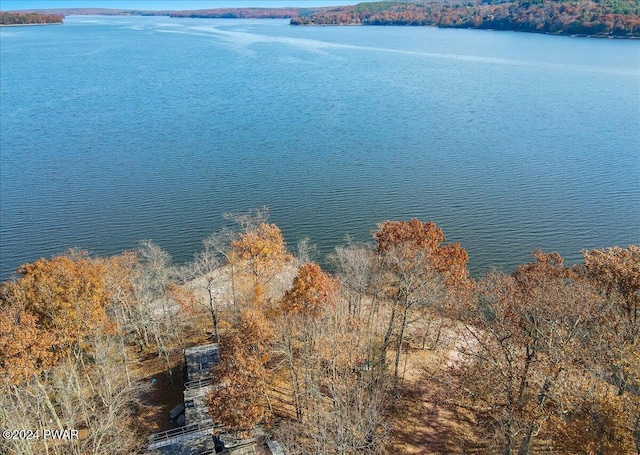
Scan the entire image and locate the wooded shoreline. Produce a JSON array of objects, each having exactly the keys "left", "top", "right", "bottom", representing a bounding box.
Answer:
[
  {"left": 0, "top": 22, "right": 62, "bottom": 27},
  {"left": 290, "top": 20, "right": 640, "bottom": 39},
  {"left": 4, "top": 0, "right": 640, "bottom": 39},
  {"left": 2, "top": 212, "right": 638, "bottom": 454},
  {"left": 0, "top": 12, "right": 63, "bottom": 25}
]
